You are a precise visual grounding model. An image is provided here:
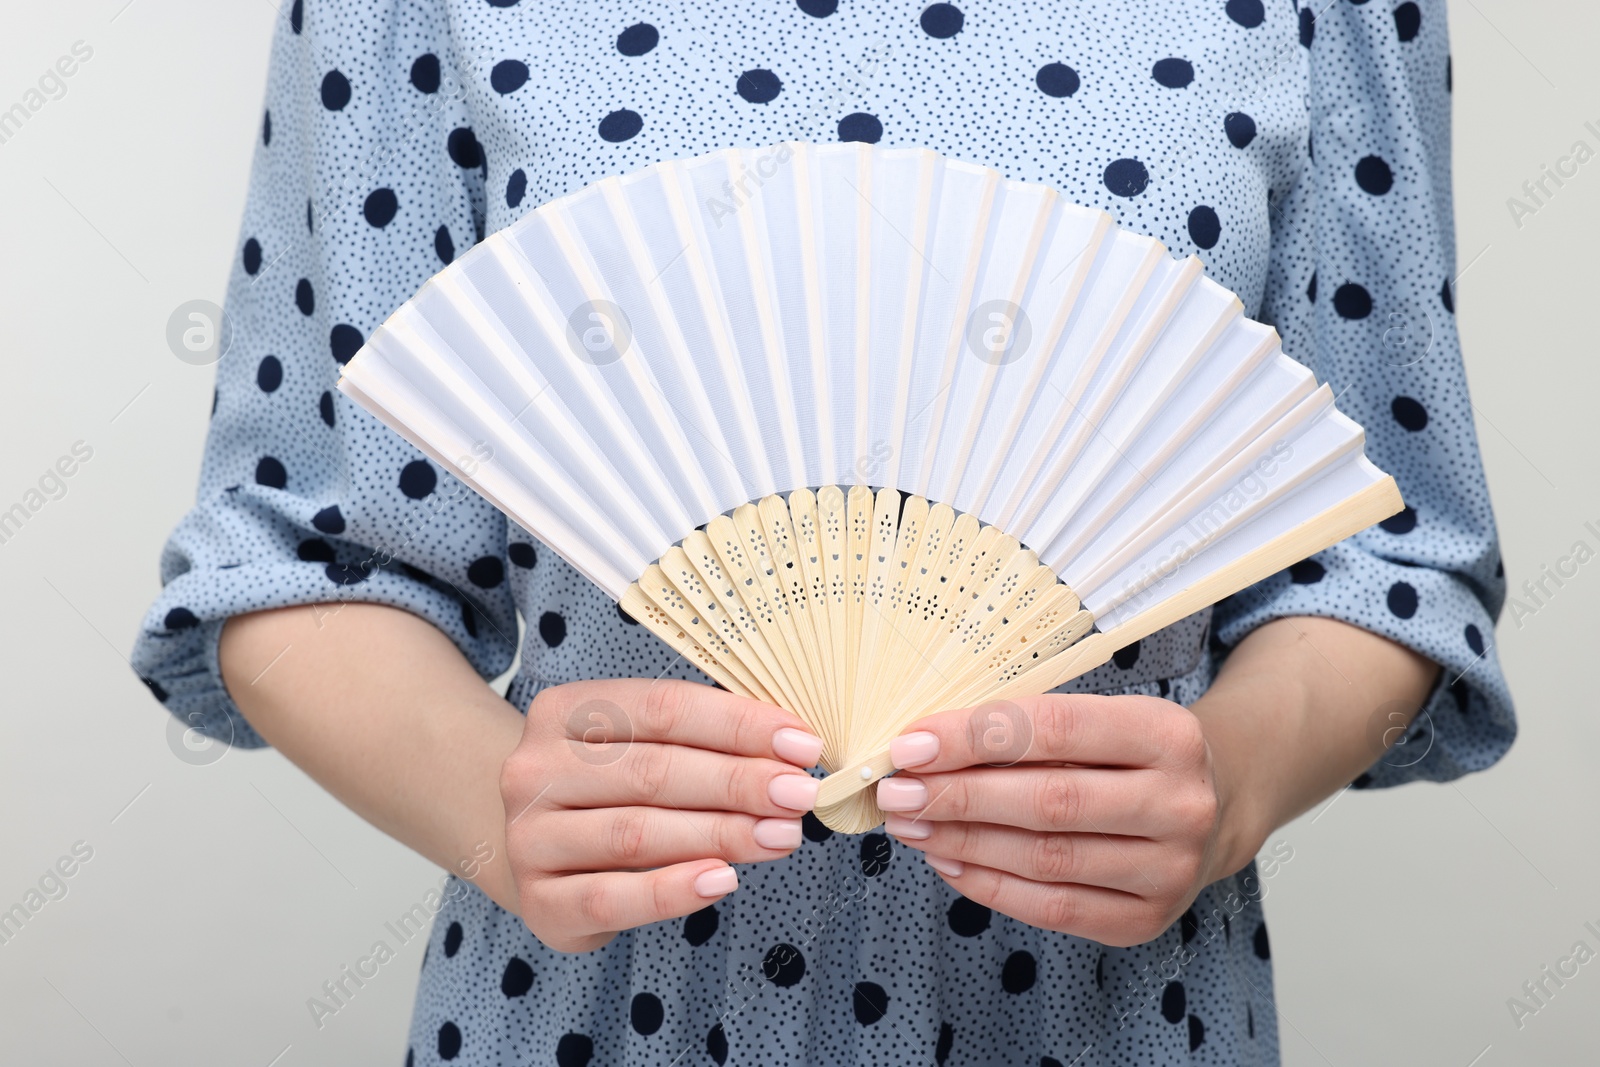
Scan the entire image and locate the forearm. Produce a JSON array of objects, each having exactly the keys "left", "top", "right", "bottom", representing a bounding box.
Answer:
[
  {"left": 1191, "top": 615, "right": 1441, "bottom": 879},
  {"left": 218, "top": 601, "right": 524, "bottom": 913}
]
